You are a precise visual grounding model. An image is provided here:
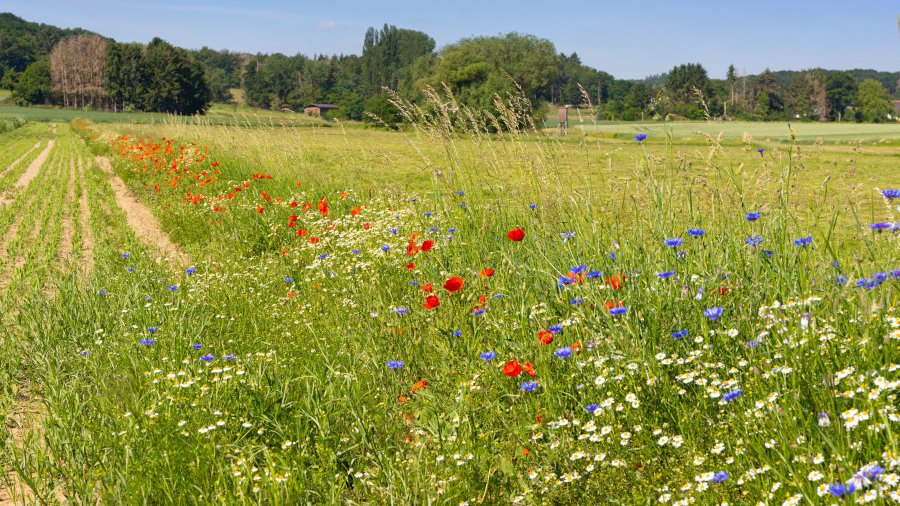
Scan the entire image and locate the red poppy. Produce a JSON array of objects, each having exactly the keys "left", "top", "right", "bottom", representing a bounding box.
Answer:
[
  {"left": 606, "top": 275, "right": 625, "bottom": 291},
  {"left": 443, "top": 276, "right": 464, "bottom": 293},
  {"left": 406, "top": 241, "right": 419, "bottom": 256},
  {"left": 350, "top": 205, "right": 361, "bottom": 216},
  {"left": 604, "top": 300, "right": 624, "bottom": 310},
  {"left": 421, "top": 240, "right": 434, "bottom": 252},
  {"left": 479, "top": 268, "right": 495, "bottom": 278},
  {"left": 406, "top": 262, "right": 415, "bottom": 270},
  {"left": 309, "top": 237, "right": 319, "bottom": 244},
  {"left": 522, "top": 362, "right": 537, "bottom": 377},
  {"left": 317, "top": 198, "right": 329, "bottom": 216},
  {"left": 502, "top": 360, "right": 523, "bottom": 377},
  {"left": 256, "top": 206, "right": 264, "bottom": 214},
  {"left": 538, "top": 330, "right": 554, "bottom": 345},
  {"left": 719, "top": 286, "right": 728, "bottom": 296},
  {"left": 290, "top": 201, "right": 298, "bottom": 208},
  {"left": 411, "top": 380, "right": 428, "bottom": 392},
  {"left": 422, "top": 283, "right": 433, "bottom": 293},
  {"left": 363, "top": 223, "right": 372, "bottom": 230},
  {"left": 297, "top": 228, "right": 308, "bottom": 237},
  {"left": 507, "top": 228, "right": 525, "bottom": 242},
  {"left": 422, "top": 295, "right": 439, "bottom": 310},
  {"left": 340, "top": 191, "right": 349, "bottom": 199}
]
